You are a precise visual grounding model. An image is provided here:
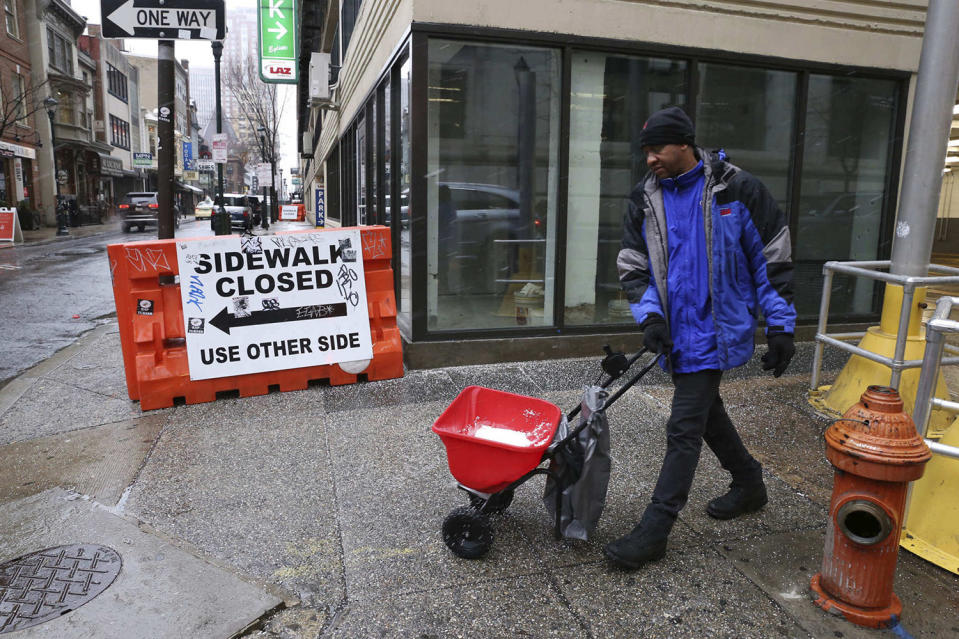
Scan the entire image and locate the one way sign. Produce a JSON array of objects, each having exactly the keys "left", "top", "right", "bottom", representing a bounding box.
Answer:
[{"left": 101, "top": 0, "right": 226, "bottom": 40}]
